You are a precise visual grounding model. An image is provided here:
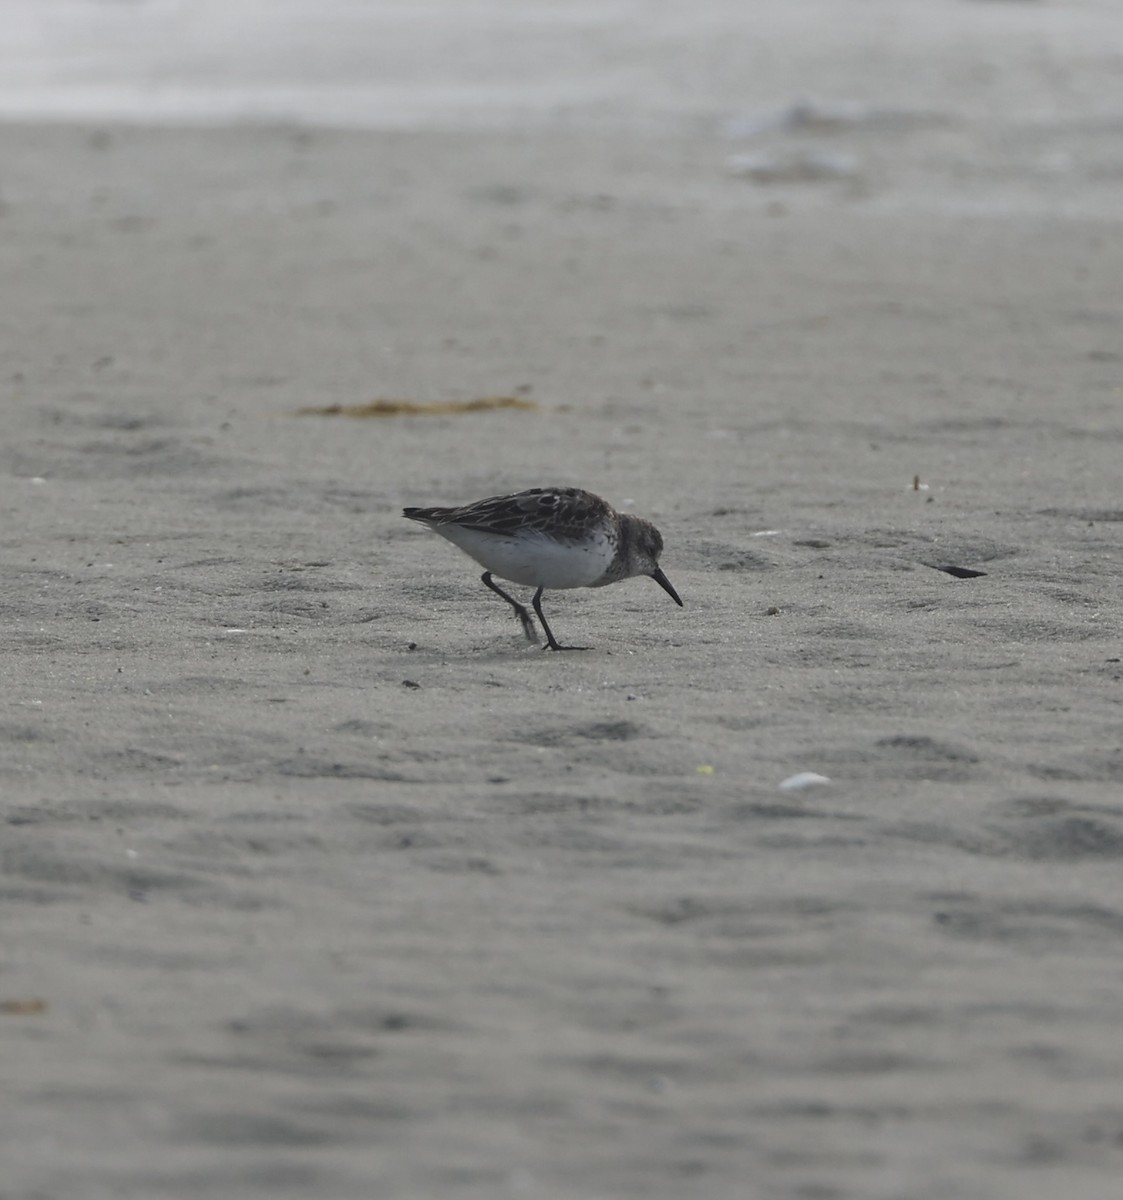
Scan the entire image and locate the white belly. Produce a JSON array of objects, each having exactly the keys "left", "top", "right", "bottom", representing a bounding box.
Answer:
[{"left": 435, "top": 526, "right": 615, "bottom": 589}]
